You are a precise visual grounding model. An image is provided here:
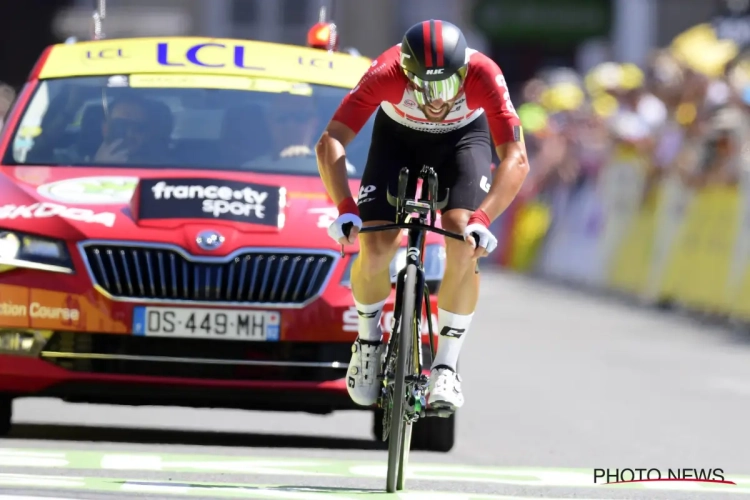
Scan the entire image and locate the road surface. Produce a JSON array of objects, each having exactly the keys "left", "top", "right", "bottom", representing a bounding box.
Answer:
[{"left": 1, "top": 269, "right": 750, "bottom": 499}]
